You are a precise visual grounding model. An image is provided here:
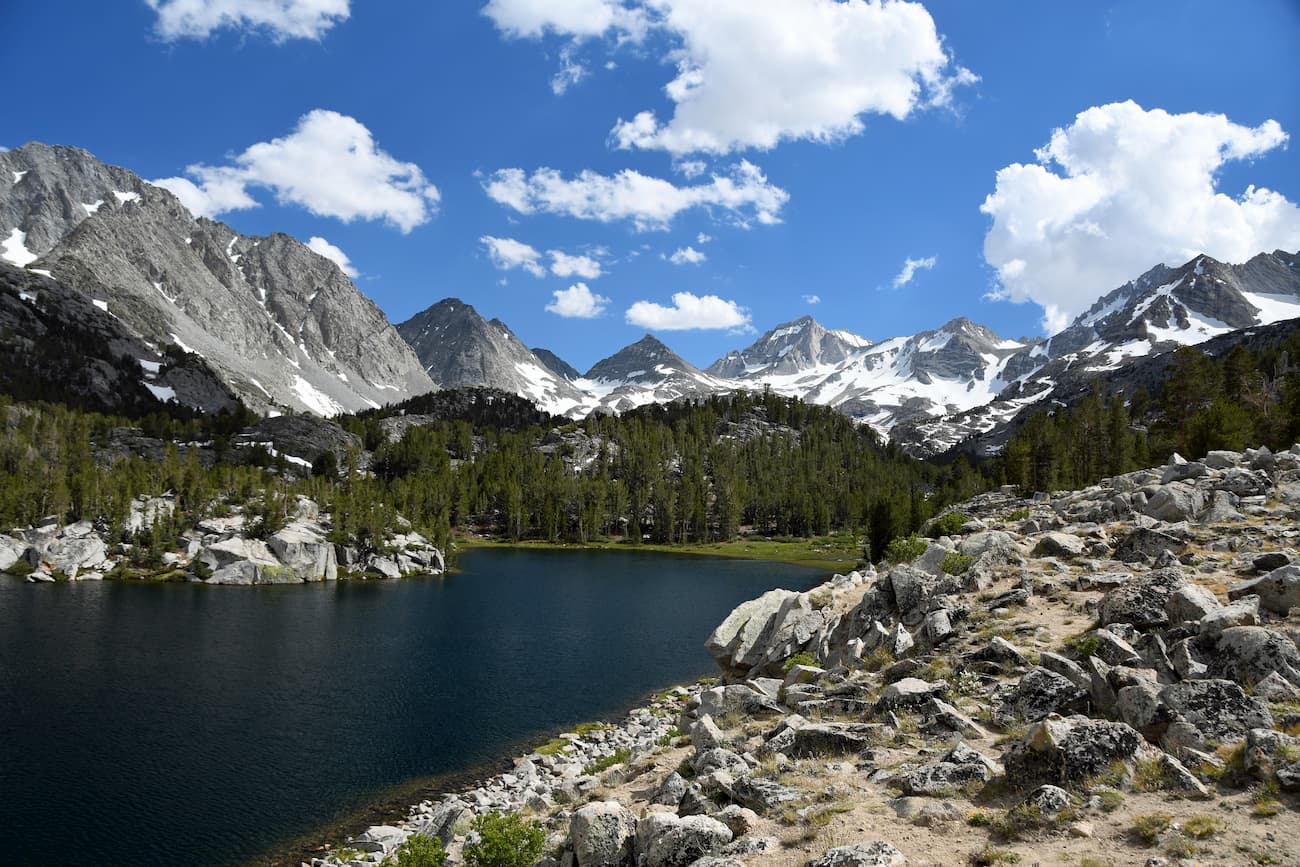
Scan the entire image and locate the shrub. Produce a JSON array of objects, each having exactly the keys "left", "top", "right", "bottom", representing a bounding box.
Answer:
[
  {"left": 928, "top": 512, "right": 972, "bottom": 538},
  {"left": 389, "top": 834, "right": 447, "bottom": 867},
  {"left": 463, "top": 813, "right": 545, "bottom": 867},
  {"left": 584, "top": 748, "right": 631, "bottom": 775},
  {"left": 941, "top": 552, "right": 976, "bottom": 575},
  {"left": 884, "top": 535, "right": 927, "bottom": 563},
  {"left": 6, "top": 558, "right": 35, "bottom": 577},
  {"left": 1005, "top": 508, "right": 1031, "bottom": 522},
  {"left": 1130, "top": 813, "right": 1172, "bottom": 846},
  {"left": 1182, "top": 815, "right": 1224, "bottom": 839},
  {"left": 783, "top": 652, "right": 818, "bottom": 673}
]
